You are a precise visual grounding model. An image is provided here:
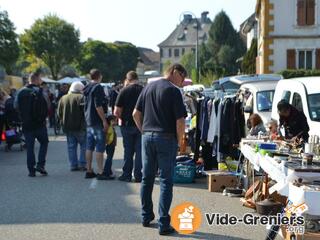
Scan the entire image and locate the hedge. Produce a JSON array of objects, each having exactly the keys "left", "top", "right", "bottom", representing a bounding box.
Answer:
[{"left": 278, "top": 69, "right": 320, "bottom": 79}]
